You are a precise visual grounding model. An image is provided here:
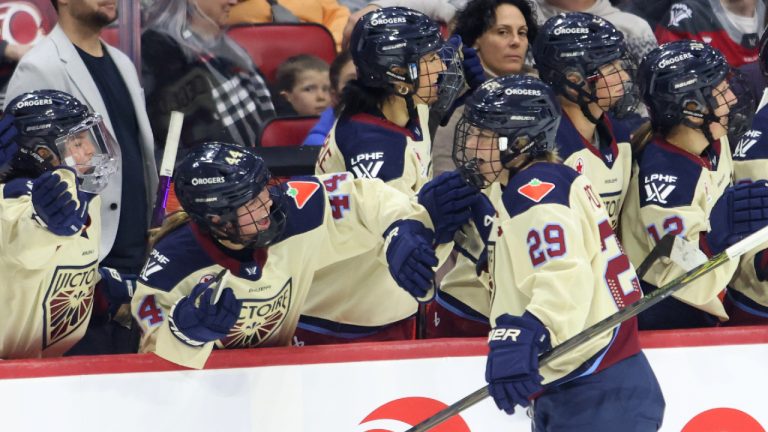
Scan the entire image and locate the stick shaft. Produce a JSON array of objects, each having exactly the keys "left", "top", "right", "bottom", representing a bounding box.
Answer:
[
  {"left": 406, "top": 224, "right": 768, "bottom": 432},
  {"left": 151, "top": 111, "right": 184, "bottom": 228}
]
